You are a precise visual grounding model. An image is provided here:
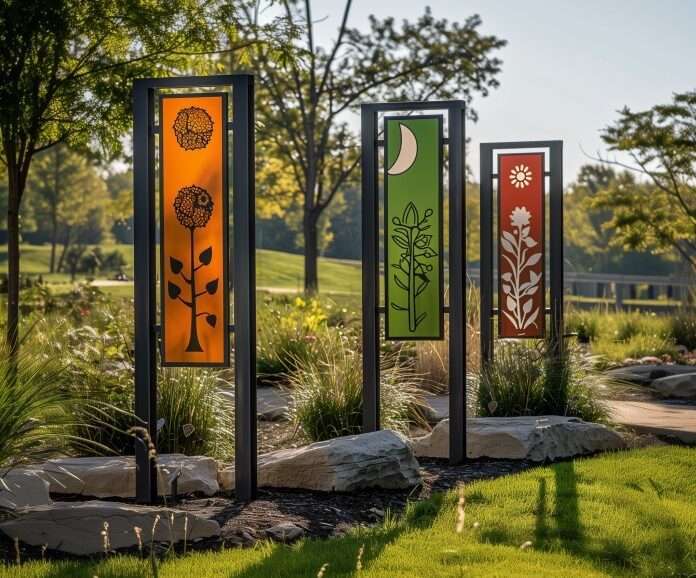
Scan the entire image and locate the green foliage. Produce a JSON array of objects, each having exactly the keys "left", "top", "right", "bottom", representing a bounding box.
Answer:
[
  {"left": 289, "top": 331, "right": 425, "bottom": 442},
  {"left": 475, "top": 342, "right": 610, "bottom": 423},
  {"left": 669, "top": 310, "right": 696, "bottom": 350},
  {"left": 0, "top": 345, "right": 81, "bottom": 468},
  {"left": 565, "top": 310, "right": 601, "bottom": 343},
  {"left": 157, "top": 368, "right": 233, "bottom": 460},
  {"left": 596, "top": 90, "right": 696, "bottom": 271}
]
